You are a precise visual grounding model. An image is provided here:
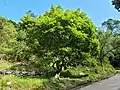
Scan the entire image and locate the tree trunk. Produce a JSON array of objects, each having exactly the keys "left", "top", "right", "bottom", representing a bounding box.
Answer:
[{"left": 55, "top": 73, "right": 60, "bottom": 78}]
